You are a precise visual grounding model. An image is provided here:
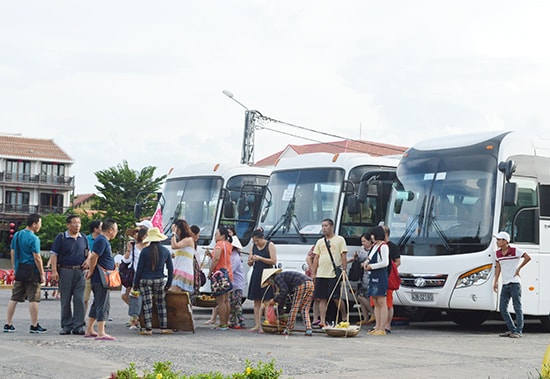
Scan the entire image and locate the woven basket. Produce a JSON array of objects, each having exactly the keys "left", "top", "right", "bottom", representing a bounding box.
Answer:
[
  {"left": 193, "top": 297, "right": 217, "bottom": 308},
  {"left": 324, "top": 325, "right": 360, "bottom": 338},
  {"left": 261, "top": 323, "right": 286, "bottom": 334}
]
